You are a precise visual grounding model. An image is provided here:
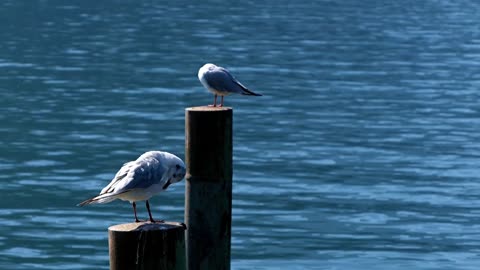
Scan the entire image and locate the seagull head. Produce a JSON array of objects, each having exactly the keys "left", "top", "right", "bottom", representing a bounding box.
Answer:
[
  {"left": 202, "top": 63, "right": 216, "bottom": 69},
  {"left": 198, "top": 63, "right": 217, "bottom": 75},
  {"left": 172, "top": 162, "right": 186, "bottom": 183},
  {"left": 167, "top": 154, "right": 186, "bottom": 184}
]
